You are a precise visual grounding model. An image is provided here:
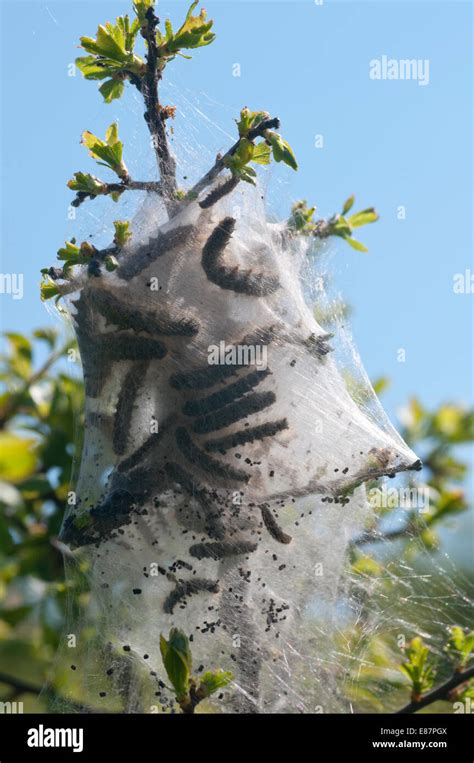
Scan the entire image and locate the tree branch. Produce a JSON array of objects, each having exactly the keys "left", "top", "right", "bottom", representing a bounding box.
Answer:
[
  {"left": 0, "top": 341, "right": 72, "bottom": 429},
  {"left": 351, "top": 523, "right": 414, "bottom": 547},
  {"left": 188, "top": 116, "right": 281, "bottom": 200},
  {"left": 72, "top": 180, "right": 163, "bottom": 208},
  {"left": 0, "top": 672, "right": 109, "bottom": 713},
  {"left": 394, "top": 666, "right": 474, "bottom": 714},
  {"left": 140, "top": 7, "right": 177, "bottom": 207}
]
